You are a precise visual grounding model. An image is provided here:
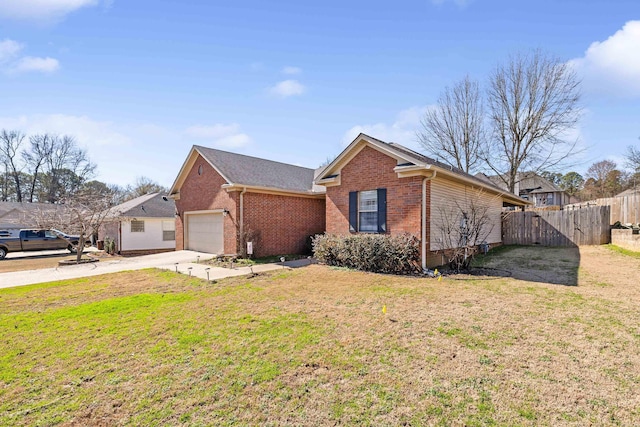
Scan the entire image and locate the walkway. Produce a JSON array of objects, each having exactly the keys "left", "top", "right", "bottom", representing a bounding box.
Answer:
[{"left": 0, "top": 251, "right": 314, "bottom": 289}]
